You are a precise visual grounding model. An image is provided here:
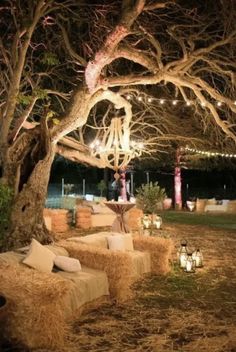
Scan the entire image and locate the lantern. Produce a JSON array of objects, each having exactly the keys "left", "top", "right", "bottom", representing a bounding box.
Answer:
[
  {"left": 177, "top": 240, "right": 188, "bottom": 268},
  {"left": 153, "top": 216, "right": 162, "bottom": 229},
  {"left": 142, "top": 215, "right": 151, "bottom": 236},
  {"left": 192, "top": 249, "right": 203, "bottom": 268},
  {"left": 184, "top": 253, "right": 196, "bottom": 273},
  {"left": 142, "top": 215, "right": 151, "bottom": 229}
]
